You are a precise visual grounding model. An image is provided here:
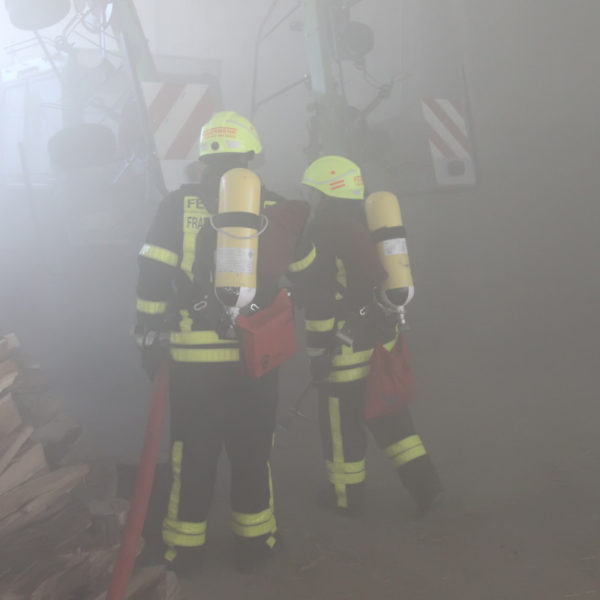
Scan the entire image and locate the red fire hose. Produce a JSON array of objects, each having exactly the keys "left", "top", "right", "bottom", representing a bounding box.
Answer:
[{"left": 106, "top": 361, "right": 170, "bottom": 600}]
